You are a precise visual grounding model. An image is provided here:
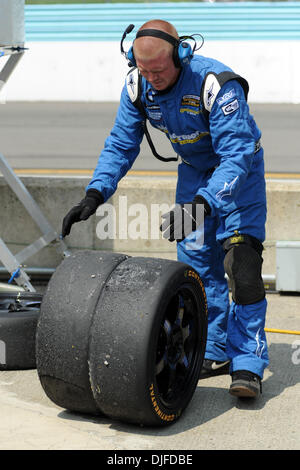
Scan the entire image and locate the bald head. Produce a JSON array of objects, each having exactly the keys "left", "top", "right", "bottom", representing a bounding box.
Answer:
[
  {"left": 139, "top": 19, "right": 178, "bottom": 37},
  {"left": 133, "top": 20, "right": 179, "bottom": 62},
  {"left": 132, "top": 20, "right": 181, "bottom": 91}
]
